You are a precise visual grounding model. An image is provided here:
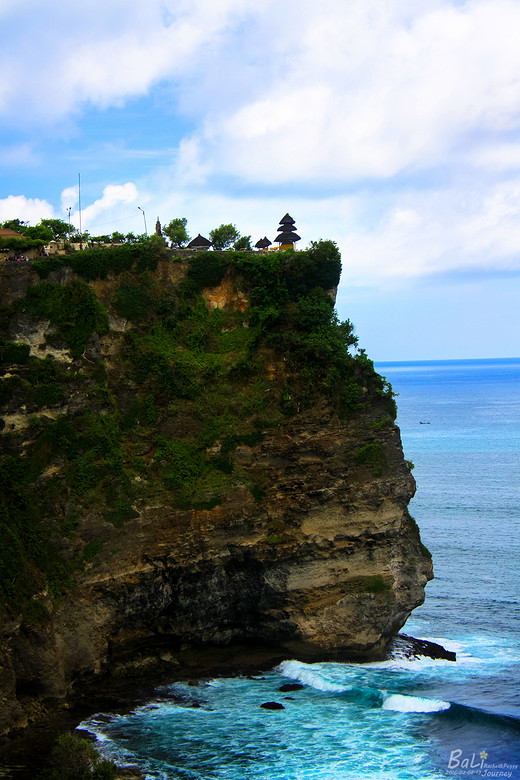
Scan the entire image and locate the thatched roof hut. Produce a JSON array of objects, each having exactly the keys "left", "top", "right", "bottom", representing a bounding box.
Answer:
[
  {"left": 187, "top": 233, "right": 211, "bottom": 249},
  {"left": 0, "top": 228, "right": 24, "bottom": 239},
  {"left": 255, "top": 236, "right": 272, "bottom": 249}
]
